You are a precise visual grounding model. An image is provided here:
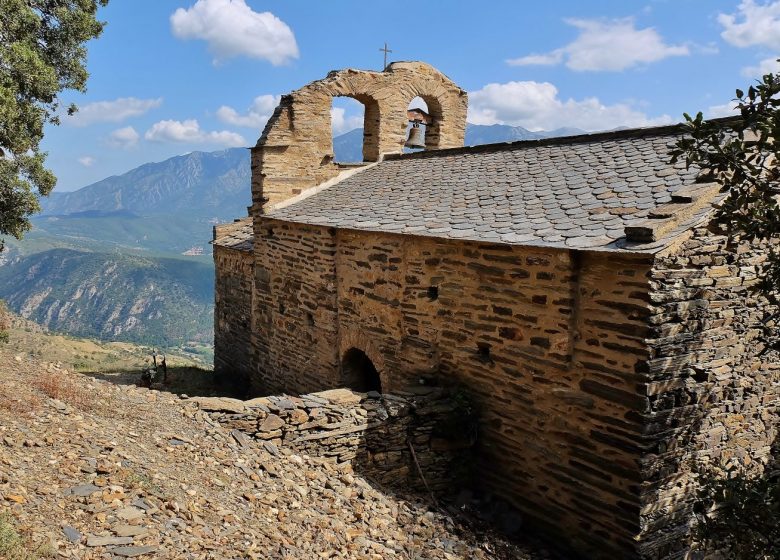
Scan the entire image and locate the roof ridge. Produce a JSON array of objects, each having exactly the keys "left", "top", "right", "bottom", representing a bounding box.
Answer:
[{"left": 385, "top": 116, "right": 740, "bottom": 161}]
